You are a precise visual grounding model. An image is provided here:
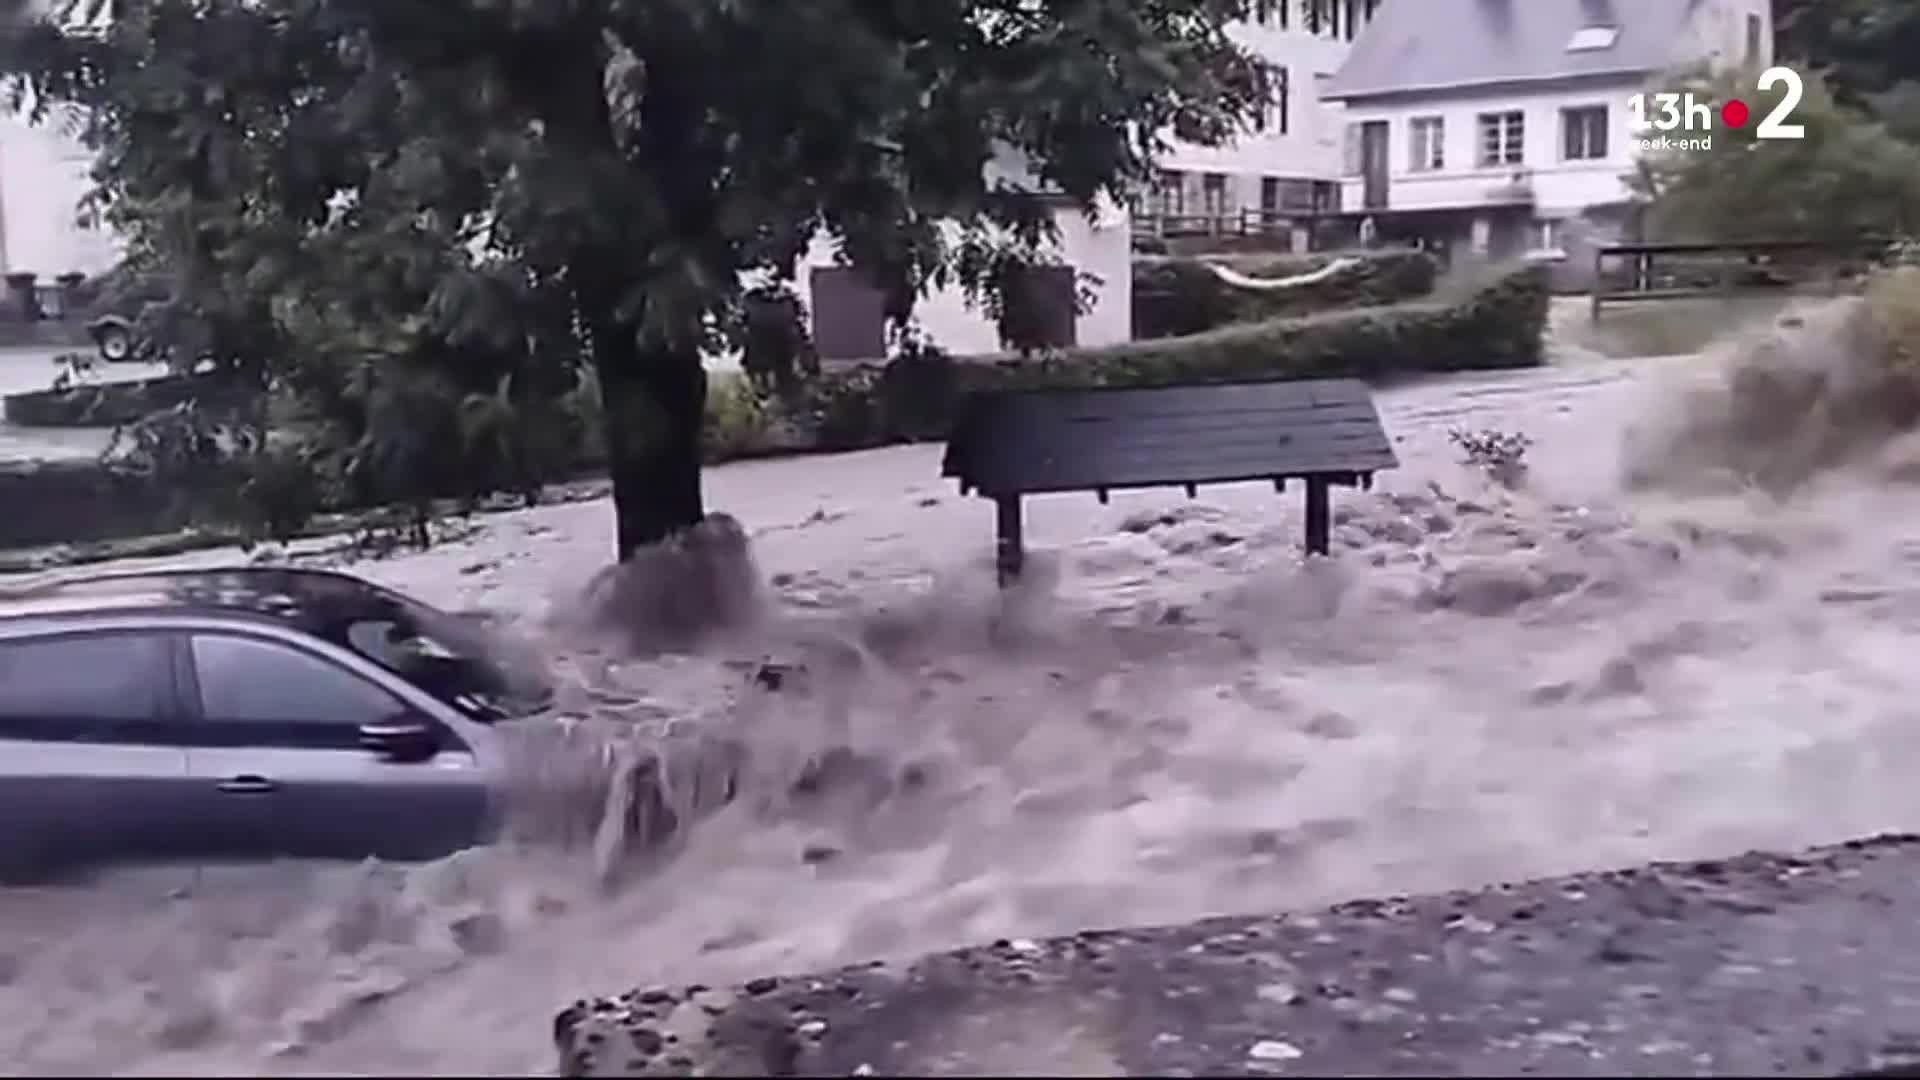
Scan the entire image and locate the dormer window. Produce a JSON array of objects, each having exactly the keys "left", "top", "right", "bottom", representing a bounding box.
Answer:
[{"left": 1567, "top": 26, "right": 1620, "bottom": 52}]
